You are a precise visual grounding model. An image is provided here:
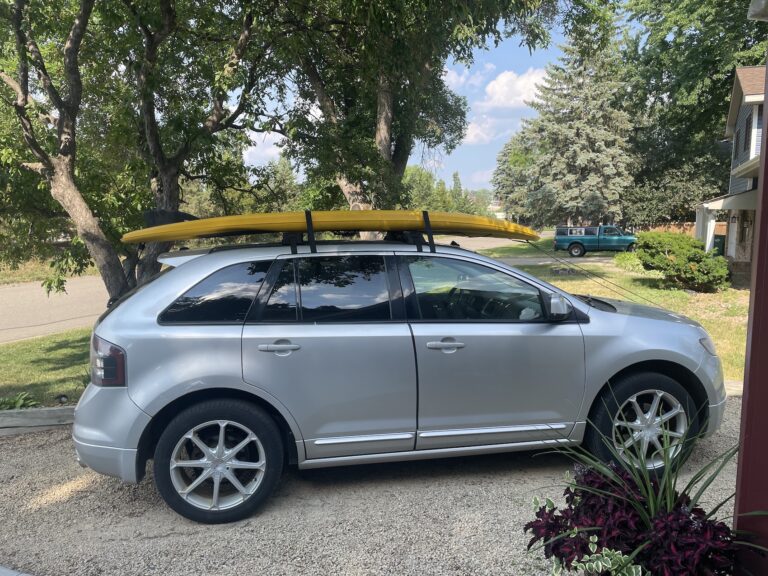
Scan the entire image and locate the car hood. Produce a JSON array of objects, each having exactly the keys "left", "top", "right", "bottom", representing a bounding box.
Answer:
[{"left": 590, "top": 296, "right": 702, "bottom": 328}]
